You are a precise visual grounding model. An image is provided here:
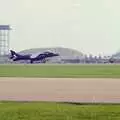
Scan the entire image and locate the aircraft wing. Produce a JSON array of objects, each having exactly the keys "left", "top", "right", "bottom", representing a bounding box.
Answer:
[{"left": 30, "top": 52, "right": 41, "bottom": 59}]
